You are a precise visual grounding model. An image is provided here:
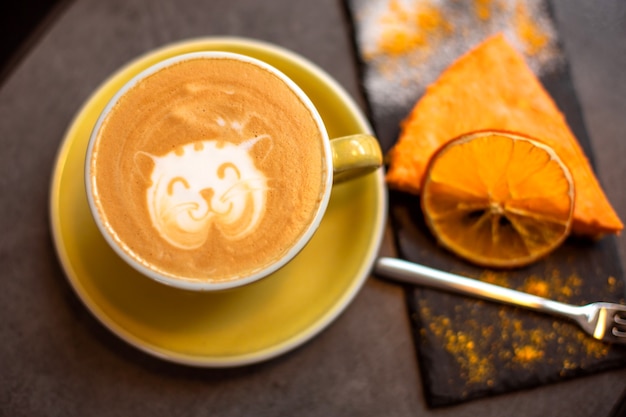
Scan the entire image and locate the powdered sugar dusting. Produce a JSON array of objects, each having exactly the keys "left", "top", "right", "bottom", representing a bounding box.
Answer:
[{"left": 352, "top": 0, "right": 564, "bottom": 117}]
